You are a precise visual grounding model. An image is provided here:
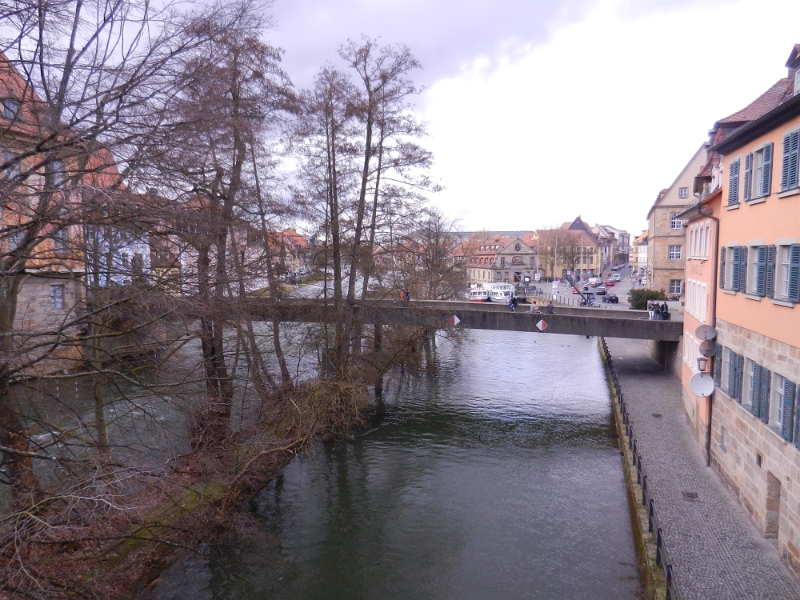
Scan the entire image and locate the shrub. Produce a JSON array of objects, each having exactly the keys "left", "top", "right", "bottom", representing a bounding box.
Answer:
[{"left": 628, "top": 288, "right": 667, "bottom": 310}]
